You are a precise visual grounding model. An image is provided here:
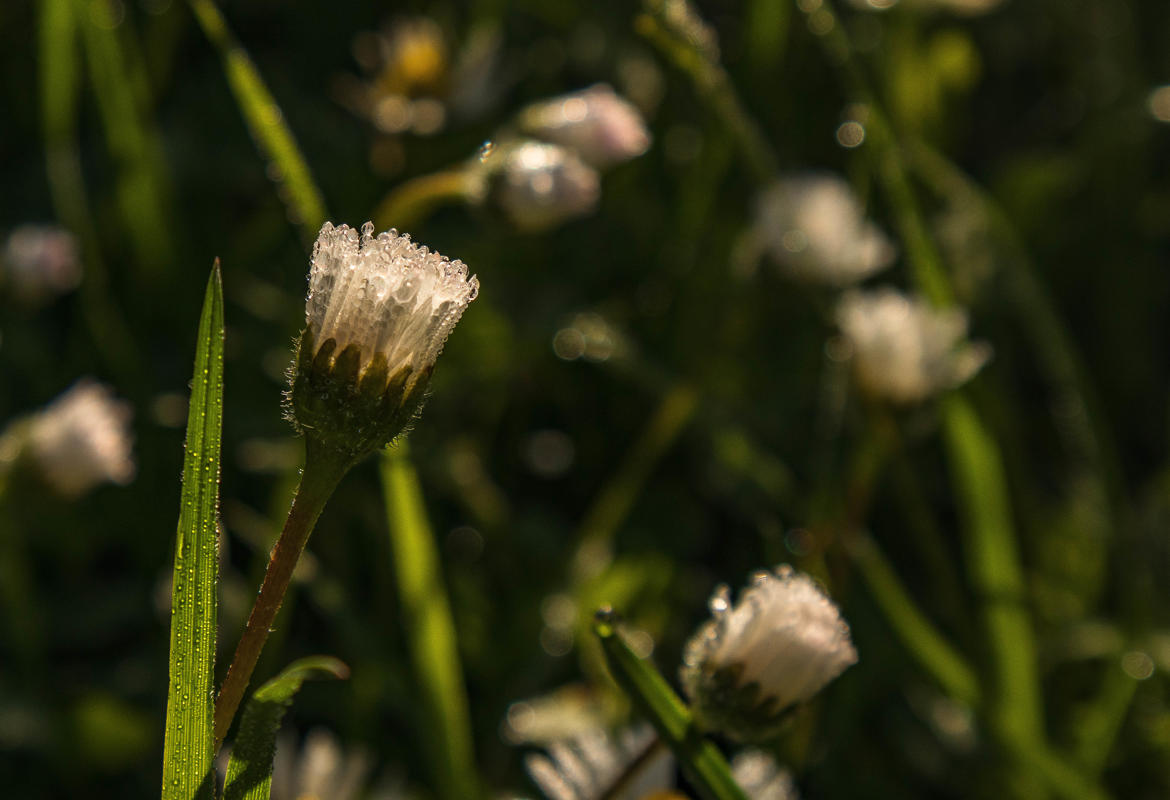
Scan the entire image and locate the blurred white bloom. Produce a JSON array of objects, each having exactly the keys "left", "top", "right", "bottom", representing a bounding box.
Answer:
[
  {"left": 849, "top": 0, "right": 1005, "bottom": 14},
  {"left": 681, "top": 566, "right": 857, "bottom": 741},
  {"left": 27, "top": 380, "right": 135, "bottom": 498},
  {"left": 836, "top": 288, "right": 991, "bottom": 404},
  {"left": 519, "top": 84, "right": 652, "bottom": 168},
  {"left": 502, "top": 684, "right": 610, "bottom": 746},
  {"left": 270, "top": 728, "right": 372, "bottom": 800},
  {"left": 290, "top": 221, "right": 479, "bottom": 459},
  {"left": 731, "top": 750, "right": 801, "bottom": 800},
  {"left": 486, "top": 141, "right": 601, "bottom": 232},
  {"left": 755, "top": 174, "right": 895, "bottom": 287},
  {"left": 524, "top": 725, "right": 673, "bottom": 800},
  {"left": 2, "top": 224, "right": 82, "bottom": 304}
]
